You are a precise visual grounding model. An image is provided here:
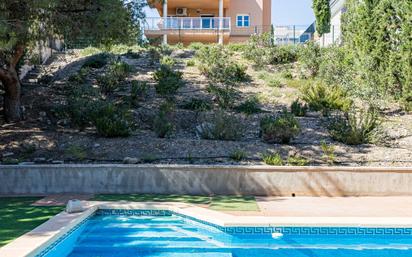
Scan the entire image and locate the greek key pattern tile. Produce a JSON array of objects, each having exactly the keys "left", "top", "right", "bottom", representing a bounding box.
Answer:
[{"left": 96, "top": 209, "right": 172, "bottom": 216}]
